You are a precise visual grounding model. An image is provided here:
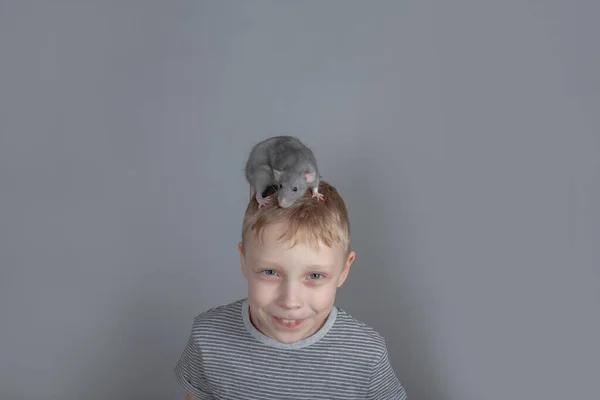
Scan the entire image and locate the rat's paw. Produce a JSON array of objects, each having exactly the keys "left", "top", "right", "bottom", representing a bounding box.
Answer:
[
  {"left": 312, "top": 192, "right": 325, "bottom": 202},
  {"left": 256, "top": 195, "right": 272, "bottom": 208}
]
